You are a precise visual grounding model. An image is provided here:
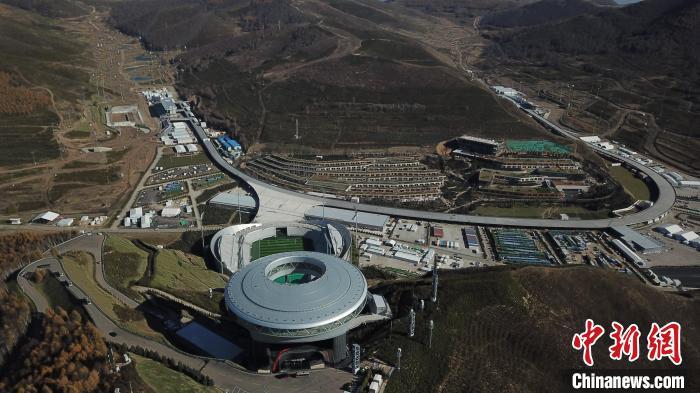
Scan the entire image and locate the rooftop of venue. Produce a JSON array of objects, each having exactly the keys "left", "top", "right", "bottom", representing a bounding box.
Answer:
[
  {"left": 224, "top": 252, "right": 367, "bottom": 331},
  {"left": 305, "top": 205, "right": 389, "bottom": 230},
  {"left": 609, "top": 226, "right": 664, "bottom": 252}
]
